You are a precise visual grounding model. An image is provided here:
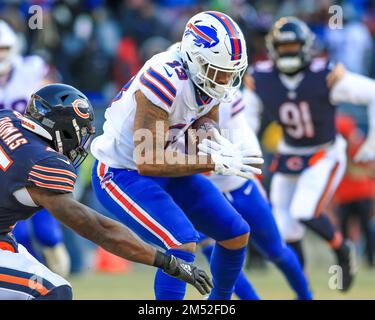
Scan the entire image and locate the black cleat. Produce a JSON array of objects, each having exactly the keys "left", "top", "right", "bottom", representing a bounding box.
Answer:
[{"left": 335, "top": 240, "right": 357, "bottom": 292}]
